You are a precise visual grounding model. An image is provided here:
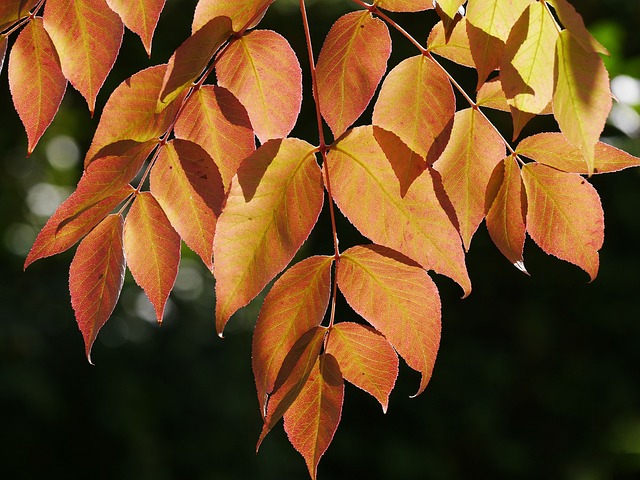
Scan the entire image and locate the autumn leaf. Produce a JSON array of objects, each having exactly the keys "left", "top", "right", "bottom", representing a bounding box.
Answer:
[
  {"left": 337, "top": 245, "right": 441, "bottom": 397},
  {"left": 325, "top": 322, "right": 398, "bottom": 412},
  {"left": 0, "top": 0, "right": 39, "bottom": 31},
  {"left": 284, "top": 353, "right": 344, "bottom": 480},
  {"left": 427, "top": 19, "right": 475, "bottom": 68},
  {"left": 374, "top": 0, "right": 433, "bottom": 12},
  {"left": 435, "top": 0, "right": 465, "bottom": 20},
  {"left": 192, "top": 0, "right": 271, "bottom": 33},
  {"left": 8, "top": 17, "right": 67, "bottom": 154},
  {"left": 69, "top": 214, "right": 126, "bottom": 363},
  {"left": 315, "top": 10, "right": 391, "bottom": 139},
  {"left": 216, "top": 29, "right": 302, "bottom": 143},
  {"left": 105, "top": 0, "right": 166, "bottom": 56},
  {"left": 253, "top": 256, "right": 333, "bottom": 416},
  {"left": 521, "top": 162, "right": 604, "bottom": 280},
  {"left": 546, "top": 0, "right": 608, "bottom": 55},
  {"left": 213, "top": 138, "right": 324, "bottom": 335}
]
